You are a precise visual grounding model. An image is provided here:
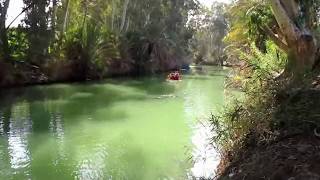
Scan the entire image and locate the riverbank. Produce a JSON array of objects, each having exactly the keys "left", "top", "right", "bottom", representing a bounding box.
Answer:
[
  {"left": 0, "top": 59, "right": 189, "bottom": 89},
  {"left": 216, "top": 76, "right": 320, "bottom": 179},
  {"left": 0, "top": 61, "right": 117, "bottom": 89}
]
